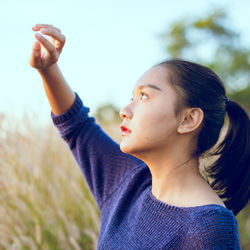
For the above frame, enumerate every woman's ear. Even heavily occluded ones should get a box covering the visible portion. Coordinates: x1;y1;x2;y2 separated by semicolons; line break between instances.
177;108;204;134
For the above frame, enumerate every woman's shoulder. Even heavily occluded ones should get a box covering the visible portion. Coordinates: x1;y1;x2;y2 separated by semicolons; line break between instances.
188;202;239;241
184;204;241;249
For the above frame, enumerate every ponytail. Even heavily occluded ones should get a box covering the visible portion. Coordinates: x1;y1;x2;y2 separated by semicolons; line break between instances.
206;100;250;216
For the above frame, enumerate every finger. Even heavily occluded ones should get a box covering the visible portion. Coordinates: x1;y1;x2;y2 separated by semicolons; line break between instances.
33;24;61;33
30;41;42;67
32;26;40;31
51;25;61;33
32;24;51;32
33;24;53;29
35;33;58;60
40;28;65;48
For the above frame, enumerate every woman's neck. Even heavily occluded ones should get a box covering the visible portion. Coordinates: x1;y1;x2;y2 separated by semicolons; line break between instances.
150;156;201;198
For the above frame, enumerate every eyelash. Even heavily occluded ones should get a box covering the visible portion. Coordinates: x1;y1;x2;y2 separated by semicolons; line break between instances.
130;92;148;102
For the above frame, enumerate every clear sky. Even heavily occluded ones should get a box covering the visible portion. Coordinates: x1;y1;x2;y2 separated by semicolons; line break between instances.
1;0;249;128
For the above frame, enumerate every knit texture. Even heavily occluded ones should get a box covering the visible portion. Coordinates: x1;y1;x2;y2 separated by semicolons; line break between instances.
51;92;241;249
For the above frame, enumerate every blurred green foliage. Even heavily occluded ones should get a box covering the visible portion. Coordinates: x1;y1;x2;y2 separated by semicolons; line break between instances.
95;103;121;125
159;8;250;113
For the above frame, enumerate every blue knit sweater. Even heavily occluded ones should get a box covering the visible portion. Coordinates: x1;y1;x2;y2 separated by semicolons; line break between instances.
51;92;241;249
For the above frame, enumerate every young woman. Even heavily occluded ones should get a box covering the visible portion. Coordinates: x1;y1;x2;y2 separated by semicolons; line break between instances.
30;24;249;249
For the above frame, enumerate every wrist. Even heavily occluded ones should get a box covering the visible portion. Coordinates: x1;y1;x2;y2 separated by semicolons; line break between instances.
37;63;58;75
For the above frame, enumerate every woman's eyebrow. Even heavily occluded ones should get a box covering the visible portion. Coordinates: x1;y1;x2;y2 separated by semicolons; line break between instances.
132;84;162;94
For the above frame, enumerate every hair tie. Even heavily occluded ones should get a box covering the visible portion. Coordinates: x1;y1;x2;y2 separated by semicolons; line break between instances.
225;97;230;106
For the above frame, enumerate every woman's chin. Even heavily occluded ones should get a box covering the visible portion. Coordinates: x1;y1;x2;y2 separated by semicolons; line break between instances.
120;141;142;157
119;142;132;154
119;140;137;154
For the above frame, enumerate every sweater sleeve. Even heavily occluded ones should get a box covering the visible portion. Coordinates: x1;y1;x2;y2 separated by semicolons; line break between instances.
184;207;241;250
50;92;144;209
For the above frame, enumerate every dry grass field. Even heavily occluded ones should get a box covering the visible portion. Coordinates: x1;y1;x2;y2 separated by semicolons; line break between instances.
0;113;100;249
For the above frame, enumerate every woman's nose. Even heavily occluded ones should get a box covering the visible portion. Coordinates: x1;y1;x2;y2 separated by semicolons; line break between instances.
119;106;133;119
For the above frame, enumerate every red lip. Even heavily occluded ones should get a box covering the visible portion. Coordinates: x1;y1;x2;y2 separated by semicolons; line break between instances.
120;124;132;133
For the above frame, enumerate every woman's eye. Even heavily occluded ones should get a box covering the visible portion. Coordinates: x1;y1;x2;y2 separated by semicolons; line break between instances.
130;92;148;102
140;92;148;100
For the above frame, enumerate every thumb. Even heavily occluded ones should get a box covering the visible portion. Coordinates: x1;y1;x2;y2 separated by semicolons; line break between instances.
33;41;41;56
30;41;42;67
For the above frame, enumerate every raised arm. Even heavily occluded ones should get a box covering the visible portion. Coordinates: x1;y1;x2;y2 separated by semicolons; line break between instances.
29;24;144;209
29;24;76;115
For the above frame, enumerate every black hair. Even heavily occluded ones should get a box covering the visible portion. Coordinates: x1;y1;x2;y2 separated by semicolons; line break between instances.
156;58;250;216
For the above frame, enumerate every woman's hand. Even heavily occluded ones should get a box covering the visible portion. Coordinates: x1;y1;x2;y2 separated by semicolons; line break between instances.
30;24;66;70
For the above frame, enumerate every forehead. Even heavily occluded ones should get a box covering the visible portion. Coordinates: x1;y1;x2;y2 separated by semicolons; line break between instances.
133;66;170;92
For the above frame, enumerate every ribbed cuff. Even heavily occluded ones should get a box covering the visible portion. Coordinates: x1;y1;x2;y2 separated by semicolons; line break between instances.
50;92;83;125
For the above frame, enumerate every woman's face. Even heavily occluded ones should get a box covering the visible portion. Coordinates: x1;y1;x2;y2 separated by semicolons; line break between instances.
119;66;180;156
